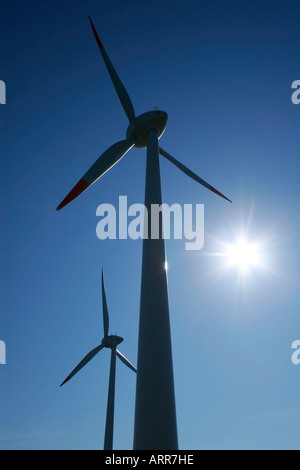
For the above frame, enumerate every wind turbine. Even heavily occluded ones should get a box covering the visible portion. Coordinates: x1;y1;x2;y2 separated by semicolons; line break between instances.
60;269;137;450
57;17;231;449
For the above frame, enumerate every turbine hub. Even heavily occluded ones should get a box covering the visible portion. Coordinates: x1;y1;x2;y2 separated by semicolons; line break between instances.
126;110;168;148
101;335;123;348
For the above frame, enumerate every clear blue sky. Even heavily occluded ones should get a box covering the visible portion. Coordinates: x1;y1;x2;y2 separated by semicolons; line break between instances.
1;0;300;450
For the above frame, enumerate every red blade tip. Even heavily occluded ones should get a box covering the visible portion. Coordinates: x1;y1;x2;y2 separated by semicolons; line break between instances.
210;187;232;203
56;178;89;211
60;376;71;387
88;16;104;49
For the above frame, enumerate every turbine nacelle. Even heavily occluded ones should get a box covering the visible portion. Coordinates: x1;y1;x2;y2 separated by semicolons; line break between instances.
58;17;232;450
102;335;123;348
56;18;232;212
126;110;168;148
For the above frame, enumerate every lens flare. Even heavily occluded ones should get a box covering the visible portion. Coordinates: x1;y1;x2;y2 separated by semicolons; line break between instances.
225;239;261;272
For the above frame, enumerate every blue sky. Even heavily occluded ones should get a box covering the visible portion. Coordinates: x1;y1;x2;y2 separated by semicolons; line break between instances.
1;0;300;450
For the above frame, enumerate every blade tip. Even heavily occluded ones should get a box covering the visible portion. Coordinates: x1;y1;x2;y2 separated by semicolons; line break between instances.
210;186;232;203
56;178;89;212
89;16;104;49
60;376;71;387
56;200;68;211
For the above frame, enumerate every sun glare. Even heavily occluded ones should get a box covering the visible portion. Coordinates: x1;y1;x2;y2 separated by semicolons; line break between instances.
204;207;278;284
225;239;261;272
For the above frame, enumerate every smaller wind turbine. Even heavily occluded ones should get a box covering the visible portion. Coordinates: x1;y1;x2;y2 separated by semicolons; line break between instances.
60;269;137;450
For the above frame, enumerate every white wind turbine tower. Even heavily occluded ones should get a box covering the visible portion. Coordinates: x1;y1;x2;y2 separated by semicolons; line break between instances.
57;17;231;449
60;269;137;450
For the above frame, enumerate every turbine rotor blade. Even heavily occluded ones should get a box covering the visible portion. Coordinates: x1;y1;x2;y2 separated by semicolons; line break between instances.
116;349;137;373
89;16;135;122
56;138;135;210
102;269;109;337
60;345;104;386
159;147;232;203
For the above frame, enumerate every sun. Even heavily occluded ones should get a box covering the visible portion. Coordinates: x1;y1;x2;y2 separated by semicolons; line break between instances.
225;238;261;272
204;207;277;282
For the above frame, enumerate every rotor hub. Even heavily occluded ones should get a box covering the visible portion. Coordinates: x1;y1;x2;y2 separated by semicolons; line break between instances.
102;335;123;348
126;110;168;148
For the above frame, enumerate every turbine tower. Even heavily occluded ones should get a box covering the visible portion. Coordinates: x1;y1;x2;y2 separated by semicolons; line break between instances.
57;17;231;449
60;269;137;450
